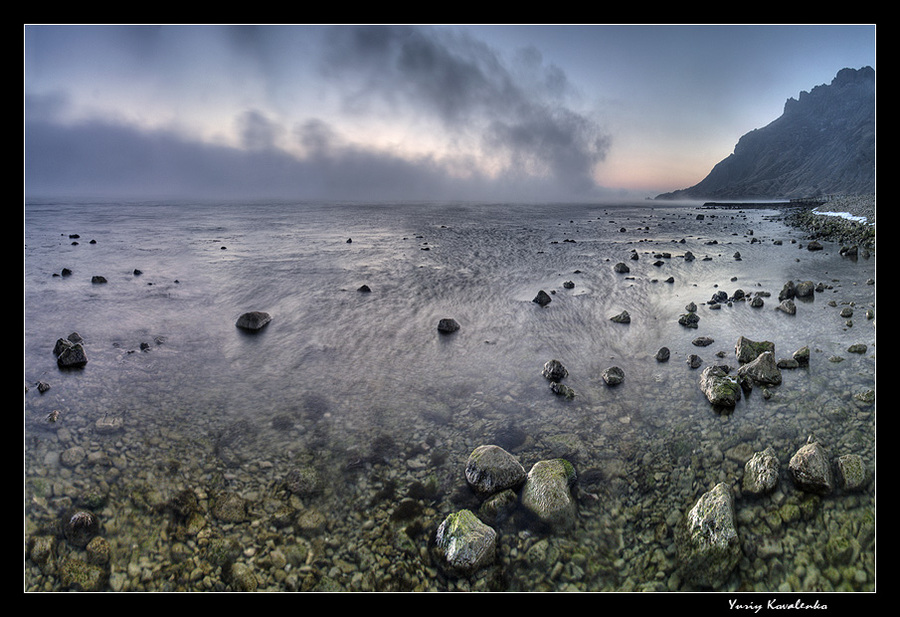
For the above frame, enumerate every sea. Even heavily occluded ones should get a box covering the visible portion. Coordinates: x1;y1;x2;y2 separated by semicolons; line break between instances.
24;198;876;592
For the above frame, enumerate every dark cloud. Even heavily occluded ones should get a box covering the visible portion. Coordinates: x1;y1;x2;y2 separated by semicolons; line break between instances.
24;25;614;201
320;25;611;193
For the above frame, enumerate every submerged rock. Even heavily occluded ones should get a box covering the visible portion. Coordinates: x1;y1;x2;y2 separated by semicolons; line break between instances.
742;447;780;495
520;458;578;531
465;445;526;498
789;441;834;495
675;482;741;588
434;509;497;575
699;365;741;407
835;454;870;491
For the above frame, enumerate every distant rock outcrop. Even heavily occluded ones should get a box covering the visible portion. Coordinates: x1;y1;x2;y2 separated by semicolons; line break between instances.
657;67;875;201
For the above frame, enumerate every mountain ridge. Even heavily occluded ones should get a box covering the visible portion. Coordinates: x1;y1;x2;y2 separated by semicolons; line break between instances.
656;66;875;201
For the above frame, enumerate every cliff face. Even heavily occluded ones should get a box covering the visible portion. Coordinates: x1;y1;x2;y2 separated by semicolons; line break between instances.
657;66;875;201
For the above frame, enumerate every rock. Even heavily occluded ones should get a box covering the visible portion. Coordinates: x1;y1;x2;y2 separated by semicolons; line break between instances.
835;454;869;491
229;562;259;591
549;381;576;399
655;347;670;362
776;299;796;315
807;240;824;251
212;491;249;522
789;441;834;495
692;336;714;347
778;281;795;301
792;346;810;366
735;336;775;364
54;336;88;368
601;366;625;386
541;359;568;382
613;262;630;273
675;482;741;588
610;310;630;324
465;445;527;498
736;351;782;386
699;365;741;407
357;284;371;292
86;536;111;566
520;459;578;531
60;446;87;467
91;275;107;284
687;354;703;369
741;447;779;495
795;280;815;297
437;318;460;334
59;557;108;591
235;311;272;331
679;312;700;328
434;509;497;575
562;280;575;289
284;465;322;497
533;290;552;307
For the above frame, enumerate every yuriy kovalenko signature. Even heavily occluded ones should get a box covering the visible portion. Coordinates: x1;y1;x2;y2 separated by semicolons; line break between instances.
729;598;828;612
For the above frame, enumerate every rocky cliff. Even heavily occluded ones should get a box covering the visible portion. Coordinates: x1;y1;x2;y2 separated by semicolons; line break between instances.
657;66;875;201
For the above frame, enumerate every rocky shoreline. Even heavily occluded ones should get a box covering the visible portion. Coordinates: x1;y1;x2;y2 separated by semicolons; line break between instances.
780;194;875;251
24;201;876;593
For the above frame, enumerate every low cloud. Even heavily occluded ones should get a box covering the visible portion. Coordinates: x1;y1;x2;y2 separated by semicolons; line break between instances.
25;25;614;202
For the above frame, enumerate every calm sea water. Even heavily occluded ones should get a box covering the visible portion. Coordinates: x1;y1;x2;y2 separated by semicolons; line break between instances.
24;199;876;592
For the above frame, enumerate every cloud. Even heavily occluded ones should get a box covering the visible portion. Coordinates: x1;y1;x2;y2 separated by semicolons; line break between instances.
318;25;611;193
24;25;614;202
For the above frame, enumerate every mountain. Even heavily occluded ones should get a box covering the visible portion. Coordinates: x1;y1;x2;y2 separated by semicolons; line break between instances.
656;66;875;201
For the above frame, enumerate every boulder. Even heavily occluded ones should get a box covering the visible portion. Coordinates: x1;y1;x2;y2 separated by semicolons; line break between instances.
741;447;779;495
655;347;670;362
434;509;497;575
736;351;782;386
437;318;460;334
675;482;741;588
56;342;88;368
610;310;631;324
776;299;796;315
679;312;700;329
795;280;815;297
699;365;741;407
541;359;568;382
789;441;834;495
235;311;272;331
734;336;774;364
520;459;578;531
835;454;869;491
533;290;552;307
601;366;625;386
464;445;526;498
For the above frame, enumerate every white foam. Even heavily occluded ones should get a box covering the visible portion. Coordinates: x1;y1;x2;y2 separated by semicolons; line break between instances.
812;207;871;225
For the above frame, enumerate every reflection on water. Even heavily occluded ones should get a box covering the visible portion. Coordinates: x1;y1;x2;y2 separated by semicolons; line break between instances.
24;199;875;592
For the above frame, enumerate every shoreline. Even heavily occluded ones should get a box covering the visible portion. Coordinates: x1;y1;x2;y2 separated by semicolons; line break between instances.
706;194;875;252
782;194;875;252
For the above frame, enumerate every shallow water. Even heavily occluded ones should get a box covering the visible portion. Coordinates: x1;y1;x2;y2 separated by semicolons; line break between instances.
24;199;876;592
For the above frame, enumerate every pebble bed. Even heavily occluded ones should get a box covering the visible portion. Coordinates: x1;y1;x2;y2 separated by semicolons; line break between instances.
24;202;876;593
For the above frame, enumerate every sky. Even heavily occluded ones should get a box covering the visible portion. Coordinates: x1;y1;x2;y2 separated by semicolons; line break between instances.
23;24;877;203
